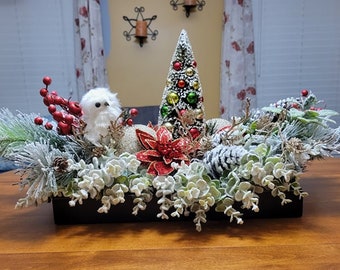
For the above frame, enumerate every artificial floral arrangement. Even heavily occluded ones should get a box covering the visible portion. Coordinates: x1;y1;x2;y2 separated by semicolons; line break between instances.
1;30;340;231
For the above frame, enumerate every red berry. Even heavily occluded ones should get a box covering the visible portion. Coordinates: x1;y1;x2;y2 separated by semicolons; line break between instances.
129;108;139;117
52;111;64;122
301;89;309;97
68;101;82;116
43;76;52;86
62;98;69;106
189;128;200;139
53;96;64;105
58;121;71;135
48;104;57;114
43;96;50;106
64;114;74;125
40;88;48;97
34;116;44;125
43;94;55;106
291;103;299;109
44;122;53;130
50;91;58;96
126;118;133;126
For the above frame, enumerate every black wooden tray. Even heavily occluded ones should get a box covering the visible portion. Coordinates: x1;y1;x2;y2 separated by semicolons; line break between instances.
52;191;303;224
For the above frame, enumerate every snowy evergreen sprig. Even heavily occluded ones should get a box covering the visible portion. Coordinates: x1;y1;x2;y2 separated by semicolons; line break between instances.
263;91;339;125
11;139;74;208
0;108;71;157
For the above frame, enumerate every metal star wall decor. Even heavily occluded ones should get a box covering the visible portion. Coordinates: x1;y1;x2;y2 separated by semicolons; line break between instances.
123;7;158;47
170;0;206;17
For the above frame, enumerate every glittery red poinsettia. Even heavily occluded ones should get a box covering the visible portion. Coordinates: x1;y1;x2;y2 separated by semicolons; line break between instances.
135;126;194;176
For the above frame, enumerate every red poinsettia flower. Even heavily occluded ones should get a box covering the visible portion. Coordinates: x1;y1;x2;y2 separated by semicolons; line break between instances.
135;126;193;176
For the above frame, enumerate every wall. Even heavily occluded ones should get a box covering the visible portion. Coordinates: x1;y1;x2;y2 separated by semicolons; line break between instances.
107;0;224;120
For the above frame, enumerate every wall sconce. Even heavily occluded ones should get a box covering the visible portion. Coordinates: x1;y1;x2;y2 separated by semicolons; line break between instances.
170;0;206;18
123;7;158;47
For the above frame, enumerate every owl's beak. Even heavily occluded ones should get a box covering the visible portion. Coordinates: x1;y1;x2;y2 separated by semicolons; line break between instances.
104;102;109;106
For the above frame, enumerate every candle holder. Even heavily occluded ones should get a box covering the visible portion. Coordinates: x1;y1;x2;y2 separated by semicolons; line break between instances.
123;7;158;47
170;0;206;17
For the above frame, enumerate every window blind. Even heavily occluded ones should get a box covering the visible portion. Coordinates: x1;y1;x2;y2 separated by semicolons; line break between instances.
253;0;340;125
0;0;76;115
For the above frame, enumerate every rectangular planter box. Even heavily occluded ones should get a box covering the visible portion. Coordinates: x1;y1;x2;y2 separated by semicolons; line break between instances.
52;192;303;225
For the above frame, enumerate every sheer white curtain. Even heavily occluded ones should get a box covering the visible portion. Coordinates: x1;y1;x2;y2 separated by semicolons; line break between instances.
252;0;340;125
0;0;76;115
220;0;257;119
74;0;108;95
0;0;108;111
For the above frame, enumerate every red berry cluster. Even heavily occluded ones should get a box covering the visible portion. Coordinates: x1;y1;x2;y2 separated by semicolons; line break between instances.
34;76;83;135
300;88;323;111
288;89;310;110
121;108;139;126
301;89;321;111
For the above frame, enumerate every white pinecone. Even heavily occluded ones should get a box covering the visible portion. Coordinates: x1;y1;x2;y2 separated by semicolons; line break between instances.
203;145;248;178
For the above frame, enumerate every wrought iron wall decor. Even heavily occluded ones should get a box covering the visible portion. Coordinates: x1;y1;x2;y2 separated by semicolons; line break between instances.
170;0;206;17
123;7;158;47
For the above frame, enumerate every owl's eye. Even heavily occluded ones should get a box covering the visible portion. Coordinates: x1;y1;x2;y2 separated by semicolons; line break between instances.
95;102;101;108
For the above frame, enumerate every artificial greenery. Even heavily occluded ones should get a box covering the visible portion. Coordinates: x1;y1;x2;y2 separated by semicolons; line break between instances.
1;91;339;231
2;29;339;231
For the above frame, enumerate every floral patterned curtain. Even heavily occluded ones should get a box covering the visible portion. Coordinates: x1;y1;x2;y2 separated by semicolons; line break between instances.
74;0;108;95
220;0;256;119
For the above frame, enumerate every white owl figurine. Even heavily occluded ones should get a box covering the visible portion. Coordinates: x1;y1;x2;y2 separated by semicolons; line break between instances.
80;87;122;145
